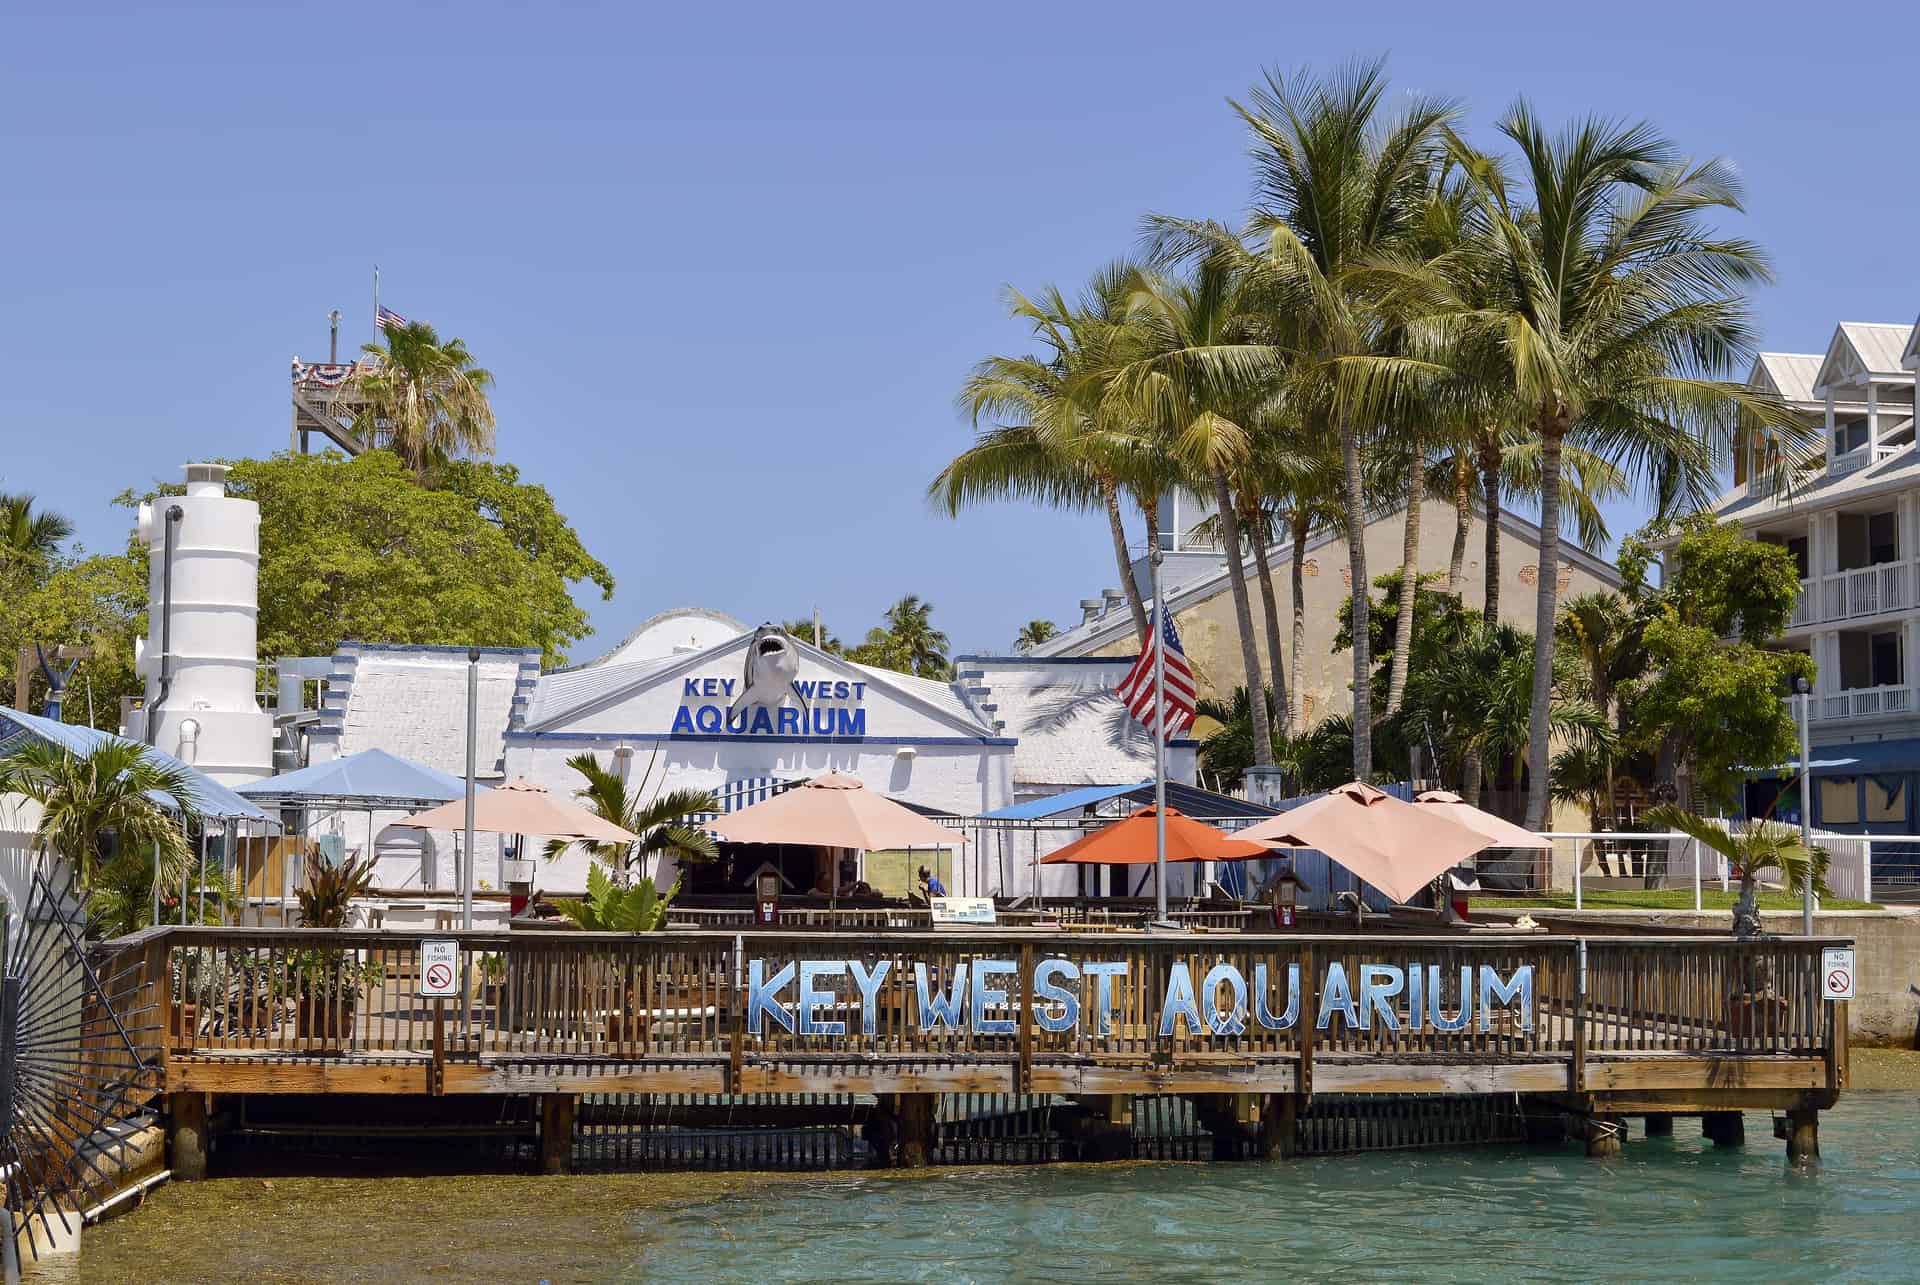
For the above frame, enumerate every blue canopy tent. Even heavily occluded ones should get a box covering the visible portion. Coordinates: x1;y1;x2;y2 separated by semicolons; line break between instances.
237;748;488;896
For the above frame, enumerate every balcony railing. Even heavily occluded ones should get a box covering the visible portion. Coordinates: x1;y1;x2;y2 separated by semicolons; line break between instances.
1815;683;1913;722
1789;561;1909;629
1828;443;1904;478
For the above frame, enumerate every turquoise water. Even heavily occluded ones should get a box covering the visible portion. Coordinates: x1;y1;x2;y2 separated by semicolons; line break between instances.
629;1094;1920;1284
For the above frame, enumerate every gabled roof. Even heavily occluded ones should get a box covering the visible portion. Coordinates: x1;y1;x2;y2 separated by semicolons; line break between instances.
0;707;275;822
1750;352;1822;406
1903;315;1920;371
235;747;483;808
522;629;997;739
1814;322;1914;395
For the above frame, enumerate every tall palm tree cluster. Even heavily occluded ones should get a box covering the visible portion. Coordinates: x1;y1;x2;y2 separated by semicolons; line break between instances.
933;57;1802;824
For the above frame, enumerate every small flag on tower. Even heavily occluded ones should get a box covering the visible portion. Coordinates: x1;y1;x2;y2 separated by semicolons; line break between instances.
1114;606;1197;739
376;306;408;331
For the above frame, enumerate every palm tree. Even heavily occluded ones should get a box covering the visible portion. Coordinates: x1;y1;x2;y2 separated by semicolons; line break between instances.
1015;619;1058;651
1113;255;1284;772
542;753;719;884
935;270;1163;646
0;492;73;567
0;738;200;929
1178;57;1459;780
781;619;843;654
354;319;497;476
1644;806;1826;940
879;595;951;679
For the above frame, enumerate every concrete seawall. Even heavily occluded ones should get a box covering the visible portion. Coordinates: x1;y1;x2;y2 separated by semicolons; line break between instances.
1474;907;1920;1045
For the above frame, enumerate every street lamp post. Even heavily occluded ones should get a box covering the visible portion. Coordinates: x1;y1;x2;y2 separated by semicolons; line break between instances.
1797;675;1813;937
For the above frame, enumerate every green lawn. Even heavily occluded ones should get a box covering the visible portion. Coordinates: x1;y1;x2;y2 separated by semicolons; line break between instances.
1479;889;1879;912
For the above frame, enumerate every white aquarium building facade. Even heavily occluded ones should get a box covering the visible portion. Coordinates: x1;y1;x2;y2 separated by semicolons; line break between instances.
292;610;1197;899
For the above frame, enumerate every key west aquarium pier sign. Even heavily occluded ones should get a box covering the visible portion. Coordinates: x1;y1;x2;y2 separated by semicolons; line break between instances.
746;956;1535;1038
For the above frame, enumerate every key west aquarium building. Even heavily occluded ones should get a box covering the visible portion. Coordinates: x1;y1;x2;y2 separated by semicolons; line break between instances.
295;608;1199;900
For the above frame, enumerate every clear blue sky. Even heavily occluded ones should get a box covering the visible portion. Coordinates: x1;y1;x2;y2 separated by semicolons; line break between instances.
6;3;1916;661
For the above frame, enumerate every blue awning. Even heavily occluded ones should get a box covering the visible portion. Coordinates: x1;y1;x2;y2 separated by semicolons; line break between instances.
1758;738;1920;777
978;783;1146;820
0;707;276;823
236;747;485;807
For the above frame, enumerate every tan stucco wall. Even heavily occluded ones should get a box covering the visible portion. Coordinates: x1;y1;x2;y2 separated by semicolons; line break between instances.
1088;506;1620;725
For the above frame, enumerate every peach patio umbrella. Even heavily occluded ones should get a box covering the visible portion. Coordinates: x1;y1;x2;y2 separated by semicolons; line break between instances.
704;773;969;850
1235;780;1491;903
1038;806;1272;865
1412;790;1553;851
389;778;640;844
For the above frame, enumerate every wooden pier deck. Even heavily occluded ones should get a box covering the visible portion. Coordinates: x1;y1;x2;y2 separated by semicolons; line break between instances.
105;926;1850;1170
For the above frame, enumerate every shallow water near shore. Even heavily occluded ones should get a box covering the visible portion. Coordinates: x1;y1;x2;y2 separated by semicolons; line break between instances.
70;1091;1920;1283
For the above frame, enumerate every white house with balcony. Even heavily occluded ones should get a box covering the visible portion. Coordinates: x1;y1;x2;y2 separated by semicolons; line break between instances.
1716;317;1920;841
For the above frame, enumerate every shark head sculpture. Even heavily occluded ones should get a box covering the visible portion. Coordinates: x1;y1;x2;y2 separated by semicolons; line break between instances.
731;625;808;717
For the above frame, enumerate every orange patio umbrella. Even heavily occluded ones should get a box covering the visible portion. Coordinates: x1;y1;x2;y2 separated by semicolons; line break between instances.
390;778;640;844
1236;780;1490;903
705;773;969;850
1413;790;1552;850
1039;806;1272;866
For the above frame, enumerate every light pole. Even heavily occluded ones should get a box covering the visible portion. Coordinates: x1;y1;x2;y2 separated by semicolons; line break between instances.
1796;675;1813;936
463;646;479;932
1149;543;1170;929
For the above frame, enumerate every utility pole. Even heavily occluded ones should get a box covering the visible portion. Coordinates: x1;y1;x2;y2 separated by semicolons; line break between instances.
1797;676;1813;936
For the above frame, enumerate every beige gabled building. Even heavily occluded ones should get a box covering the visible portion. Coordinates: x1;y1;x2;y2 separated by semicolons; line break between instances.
1027;501;1624;726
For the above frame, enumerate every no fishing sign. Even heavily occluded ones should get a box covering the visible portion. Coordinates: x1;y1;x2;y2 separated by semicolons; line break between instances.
1822;948;1855;1002
421;939;459;998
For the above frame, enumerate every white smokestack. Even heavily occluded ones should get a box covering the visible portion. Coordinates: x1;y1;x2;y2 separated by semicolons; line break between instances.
136;463;272;784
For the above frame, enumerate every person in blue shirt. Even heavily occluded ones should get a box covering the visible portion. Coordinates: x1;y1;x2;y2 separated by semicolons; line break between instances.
917;865;948;899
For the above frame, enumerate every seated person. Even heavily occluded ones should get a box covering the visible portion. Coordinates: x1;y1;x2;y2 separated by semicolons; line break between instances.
808;871;835;897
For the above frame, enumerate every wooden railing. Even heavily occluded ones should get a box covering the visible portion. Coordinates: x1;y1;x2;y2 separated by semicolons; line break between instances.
662;904;1256;932
144;928;1844;1084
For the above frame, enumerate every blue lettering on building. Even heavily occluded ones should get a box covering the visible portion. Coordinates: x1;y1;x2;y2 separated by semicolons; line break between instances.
672;674;868;738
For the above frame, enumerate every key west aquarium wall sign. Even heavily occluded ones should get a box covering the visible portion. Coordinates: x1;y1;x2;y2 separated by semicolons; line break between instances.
671;626;868;737
746;956;1536;1038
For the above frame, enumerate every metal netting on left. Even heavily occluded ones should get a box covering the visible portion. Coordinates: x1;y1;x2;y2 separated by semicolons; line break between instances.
1;862;162;1281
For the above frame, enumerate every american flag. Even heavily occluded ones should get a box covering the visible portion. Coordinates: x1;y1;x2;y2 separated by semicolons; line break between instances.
376;306;408;331
1114;606;1197;739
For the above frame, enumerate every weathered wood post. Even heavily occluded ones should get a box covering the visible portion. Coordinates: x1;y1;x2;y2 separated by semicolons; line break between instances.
1643;1113;1674;1137
167;1091;208;1181
539;1093;576;1174
894;1093;936;1168
1702;1111;1745;1147
1584;1114;1623;1158
1785;1108;1819;1163
1260;1093;1300;1160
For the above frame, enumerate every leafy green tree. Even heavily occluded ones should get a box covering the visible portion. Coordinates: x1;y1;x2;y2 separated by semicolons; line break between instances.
1617;514;1811;813
1015;619;1058;651
352;320;497;476
0;738;200;936
121;450;614;667
0;541;146;723
542;752;719;881
781;619;844;654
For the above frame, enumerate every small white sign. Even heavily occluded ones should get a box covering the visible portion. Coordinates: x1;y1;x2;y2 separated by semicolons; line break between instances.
930;896;996;926
1821;947;1855;1002
421;939;460;998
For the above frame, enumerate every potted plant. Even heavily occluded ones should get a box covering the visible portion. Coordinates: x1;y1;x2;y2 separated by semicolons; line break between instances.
552;864;680;1043
288;855;382;1046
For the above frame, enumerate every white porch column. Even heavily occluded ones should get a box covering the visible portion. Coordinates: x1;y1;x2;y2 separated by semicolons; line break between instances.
1905;617;1920;698
1825;392;1836;462
1812;630;1839;698
1868;382;1881;453
1816;510;1841;574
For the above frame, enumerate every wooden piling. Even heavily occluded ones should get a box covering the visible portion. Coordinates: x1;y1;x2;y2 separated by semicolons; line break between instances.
1785;1108;1819;1163
539;1094;576;1174
1261;1093;1300;1160
1584;1115;1623;1158
167;1091;208;1181
1702;1111;1745;1148
894;1093;935;1168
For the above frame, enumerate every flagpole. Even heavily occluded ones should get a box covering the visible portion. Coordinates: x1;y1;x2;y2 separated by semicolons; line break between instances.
373;265;380;343
1150;542;1169;927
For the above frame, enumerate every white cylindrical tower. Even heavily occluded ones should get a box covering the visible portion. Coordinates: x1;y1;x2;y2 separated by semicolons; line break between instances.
135;463;273;784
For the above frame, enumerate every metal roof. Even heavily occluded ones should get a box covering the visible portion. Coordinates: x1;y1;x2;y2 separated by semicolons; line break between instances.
236;747;485;808
1754;352;1822;405
0;707;276;823
1840;323;1913;377
977;779;1282;822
